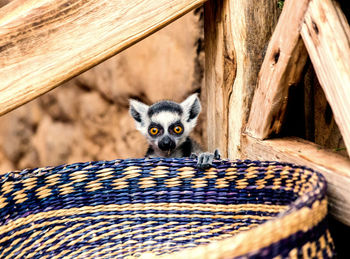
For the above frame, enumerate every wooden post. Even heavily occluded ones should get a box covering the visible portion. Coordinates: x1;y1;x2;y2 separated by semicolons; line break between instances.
204;0;235;157
301;0;350;157
204;0;279;158
246;0;310;139
0;0;207;116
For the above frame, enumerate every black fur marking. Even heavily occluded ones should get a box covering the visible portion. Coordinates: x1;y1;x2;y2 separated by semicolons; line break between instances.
179;137;193;157
148;123;164;138
168;121;184;136
188;98;200;122
130;107;142;123
148;101;183;117
145;146;154;157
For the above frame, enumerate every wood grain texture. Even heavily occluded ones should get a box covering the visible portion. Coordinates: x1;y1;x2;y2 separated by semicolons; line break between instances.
204;0;235;157
227;0;279;158
243;135;350;226
301;0;350;157
245;0;310;139
204;0;279;158
311;74;348;156
0;0;206;116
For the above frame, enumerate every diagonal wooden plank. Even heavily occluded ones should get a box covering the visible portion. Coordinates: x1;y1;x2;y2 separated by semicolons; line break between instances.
245;0;310;139
301;0;350;157
0;0;206;116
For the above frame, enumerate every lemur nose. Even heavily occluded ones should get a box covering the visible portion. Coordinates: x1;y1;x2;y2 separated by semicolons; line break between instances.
158;136;176;151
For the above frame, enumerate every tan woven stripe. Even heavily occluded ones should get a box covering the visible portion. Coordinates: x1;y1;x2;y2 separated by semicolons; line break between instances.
132;224;252;258
36;184;53;199
111;221;189;241
2;212;270;237
52;248;71;259
76;243;116;259
13;189;27;203
21;177;37;192
6;225;64;258
134;222;209;241
25;223;87;257
150;170;169;178
67;222;235;258
47;220;138;254
0;236;22;258
0;218;132;244
46;222;108;252
82;222;198;259
61;220;214;258
153;199;328;259
103;223;228;258
0;203;285;235
163;225;234;242
80;222;183;258
301;242;312;259
91;221;155;244
0;230;42;258
5;220;153;259
85;222;258;259
1;181;14;195
0;196;7;209
52;222;139;259
85;179;103;192
49;225;127;256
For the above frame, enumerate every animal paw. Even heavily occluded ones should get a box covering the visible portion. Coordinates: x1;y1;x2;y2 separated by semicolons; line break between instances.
195;149;220;169
213;149;221;160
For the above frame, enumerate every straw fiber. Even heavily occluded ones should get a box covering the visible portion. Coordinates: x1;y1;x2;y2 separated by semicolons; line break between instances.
0;158;335;258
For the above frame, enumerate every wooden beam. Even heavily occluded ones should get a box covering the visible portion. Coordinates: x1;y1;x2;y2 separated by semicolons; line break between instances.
0;0;206;116
204;0;279;158
204;0;235;157
243;135;350;226
245;0;310;139
301;0;350;157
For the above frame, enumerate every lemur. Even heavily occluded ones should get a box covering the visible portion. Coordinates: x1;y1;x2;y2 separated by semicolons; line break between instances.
129;93;220;169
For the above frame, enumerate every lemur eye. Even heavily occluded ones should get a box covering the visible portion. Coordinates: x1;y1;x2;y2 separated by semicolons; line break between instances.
173;126;183;134
149;127;159;135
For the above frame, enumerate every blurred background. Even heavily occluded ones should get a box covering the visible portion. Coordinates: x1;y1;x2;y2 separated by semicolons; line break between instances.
0;0;206;172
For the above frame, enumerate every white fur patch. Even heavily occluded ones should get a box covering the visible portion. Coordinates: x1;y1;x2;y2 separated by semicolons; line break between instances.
151;112;181;128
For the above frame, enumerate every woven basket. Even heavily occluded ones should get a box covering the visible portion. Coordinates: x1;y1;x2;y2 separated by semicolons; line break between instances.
0;158;335;258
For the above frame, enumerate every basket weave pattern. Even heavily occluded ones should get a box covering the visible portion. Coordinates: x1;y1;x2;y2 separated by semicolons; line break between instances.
0;158;334;258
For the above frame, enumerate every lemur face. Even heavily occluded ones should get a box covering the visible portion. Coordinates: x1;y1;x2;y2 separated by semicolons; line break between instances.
129;94;201;156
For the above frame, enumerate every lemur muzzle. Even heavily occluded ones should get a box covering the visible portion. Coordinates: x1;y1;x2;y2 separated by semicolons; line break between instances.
158;136;176;151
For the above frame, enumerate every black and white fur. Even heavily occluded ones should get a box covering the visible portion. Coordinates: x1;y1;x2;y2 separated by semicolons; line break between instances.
129;94;220;169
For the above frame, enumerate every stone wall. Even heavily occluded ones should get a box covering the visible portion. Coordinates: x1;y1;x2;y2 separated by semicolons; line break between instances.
0;8;205;173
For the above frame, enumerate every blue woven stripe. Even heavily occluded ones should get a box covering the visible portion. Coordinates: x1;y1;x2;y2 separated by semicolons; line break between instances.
0;206;278;240
0;214;267;258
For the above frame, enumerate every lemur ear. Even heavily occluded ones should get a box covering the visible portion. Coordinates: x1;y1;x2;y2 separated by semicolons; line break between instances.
129;99;149;126
181;93;201;122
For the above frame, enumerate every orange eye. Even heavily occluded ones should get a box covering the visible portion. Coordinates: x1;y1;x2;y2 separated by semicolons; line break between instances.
174;126;183;134
149;127;159;135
